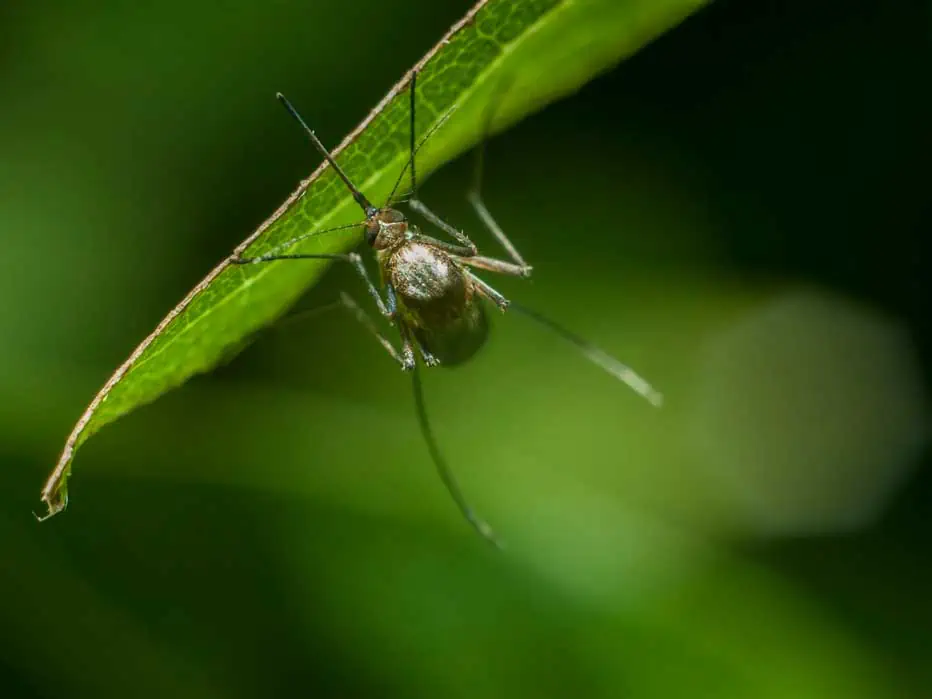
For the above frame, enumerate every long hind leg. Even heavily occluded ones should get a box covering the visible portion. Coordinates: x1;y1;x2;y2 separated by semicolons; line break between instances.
410;364;501;547
464;87;662;407
467;83;531;271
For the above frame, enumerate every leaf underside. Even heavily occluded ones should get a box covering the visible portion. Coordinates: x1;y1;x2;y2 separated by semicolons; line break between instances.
40;0;709;518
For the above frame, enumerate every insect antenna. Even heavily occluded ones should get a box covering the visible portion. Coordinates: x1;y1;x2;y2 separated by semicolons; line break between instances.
509;302;664;407
276;93;377;217
411;365;503;548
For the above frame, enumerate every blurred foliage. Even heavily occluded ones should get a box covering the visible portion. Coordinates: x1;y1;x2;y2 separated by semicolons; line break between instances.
2;1;930;698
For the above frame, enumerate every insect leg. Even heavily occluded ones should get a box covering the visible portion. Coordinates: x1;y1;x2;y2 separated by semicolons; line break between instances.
467;161;530;271
411;364;502;547
408;70;420;199
407;331;440;368
467;83;531;272
509;301;663;407
458;254;530;278
338;292;415;370
272;294;413;370
406;229;476;258
232;221;362;261
231;250;393;319
466;271;510;311
272;291;414;371
468;274;662;405
400;68;474;257
386;77;458;204
396;69;478;257
467;190;531;272
407;199;477;256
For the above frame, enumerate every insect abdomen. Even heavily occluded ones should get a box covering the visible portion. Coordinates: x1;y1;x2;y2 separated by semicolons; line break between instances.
387;242;489;367
412;301;488;367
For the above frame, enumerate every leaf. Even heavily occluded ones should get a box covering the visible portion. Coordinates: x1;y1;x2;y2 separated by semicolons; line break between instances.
40;0;709;518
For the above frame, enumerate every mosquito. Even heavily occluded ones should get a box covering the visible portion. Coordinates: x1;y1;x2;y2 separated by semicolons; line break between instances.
230;70;662;547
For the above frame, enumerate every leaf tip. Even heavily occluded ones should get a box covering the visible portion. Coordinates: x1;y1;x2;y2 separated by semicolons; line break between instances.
37;463;71;522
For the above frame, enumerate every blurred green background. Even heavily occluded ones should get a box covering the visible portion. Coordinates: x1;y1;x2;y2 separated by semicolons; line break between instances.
2;0;930;697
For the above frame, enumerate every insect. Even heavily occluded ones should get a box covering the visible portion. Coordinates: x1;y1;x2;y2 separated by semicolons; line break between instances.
231;70;662;546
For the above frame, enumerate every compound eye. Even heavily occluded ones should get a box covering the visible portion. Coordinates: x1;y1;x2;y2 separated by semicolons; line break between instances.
364;220;379;246
381;208;405;224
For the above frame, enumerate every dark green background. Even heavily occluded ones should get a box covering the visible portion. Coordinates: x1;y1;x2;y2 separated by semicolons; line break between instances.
2;1;929;697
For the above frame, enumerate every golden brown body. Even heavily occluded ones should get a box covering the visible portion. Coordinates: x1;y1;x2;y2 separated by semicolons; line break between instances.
379;240;488;366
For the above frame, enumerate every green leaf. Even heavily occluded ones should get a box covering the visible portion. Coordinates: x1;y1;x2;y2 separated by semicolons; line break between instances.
40;0;709;518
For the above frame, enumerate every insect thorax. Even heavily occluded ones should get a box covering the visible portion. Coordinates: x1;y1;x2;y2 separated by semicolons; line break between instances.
366;207;408;249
